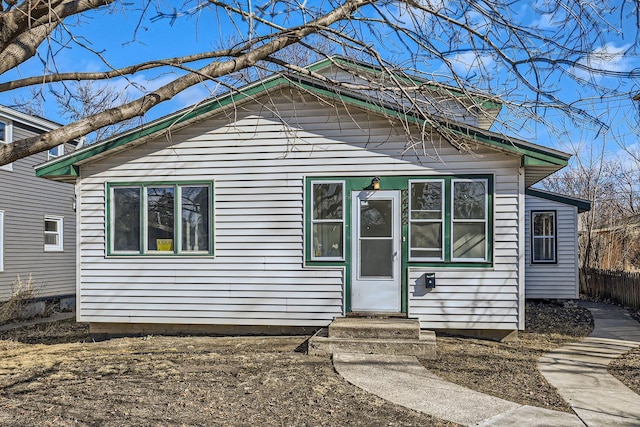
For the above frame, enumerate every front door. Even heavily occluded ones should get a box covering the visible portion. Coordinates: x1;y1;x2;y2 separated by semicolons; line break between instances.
351;190;401;312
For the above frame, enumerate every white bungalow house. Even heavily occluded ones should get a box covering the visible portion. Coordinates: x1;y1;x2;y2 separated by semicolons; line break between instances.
35;57;589;338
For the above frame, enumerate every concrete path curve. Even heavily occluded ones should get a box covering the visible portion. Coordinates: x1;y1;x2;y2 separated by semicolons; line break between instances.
538;301;640;426
333;301;640;426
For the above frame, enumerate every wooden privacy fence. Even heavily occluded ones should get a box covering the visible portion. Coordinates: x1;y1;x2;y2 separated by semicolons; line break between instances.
580;268;640;310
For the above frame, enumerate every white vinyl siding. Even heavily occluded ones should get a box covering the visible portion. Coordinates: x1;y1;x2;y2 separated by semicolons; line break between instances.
76;89;523;331
525;195;578;299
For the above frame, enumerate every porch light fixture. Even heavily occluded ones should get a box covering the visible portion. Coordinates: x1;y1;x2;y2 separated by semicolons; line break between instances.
372;176;381;190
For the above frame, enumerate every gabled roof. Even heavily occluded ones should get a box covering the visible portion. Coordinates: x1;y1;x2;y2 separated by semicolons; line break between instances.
526;188;591;213
36;57;570;184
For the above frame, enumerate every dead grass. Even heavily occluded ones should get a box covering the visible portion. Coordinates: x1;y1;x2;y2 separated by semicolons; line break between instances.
423;300;594;413
0;275;38;324
2;300;639;426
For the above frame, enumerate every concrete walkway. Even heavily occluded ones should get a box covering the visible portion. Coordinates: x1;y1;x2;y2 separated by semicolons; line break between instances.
333;302;640;426
538;301;640;426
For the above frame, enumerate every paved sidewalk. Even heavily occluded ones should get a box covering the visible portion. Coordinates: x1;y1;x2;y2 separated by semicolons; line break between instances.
333;301;640;426
538;302;640;426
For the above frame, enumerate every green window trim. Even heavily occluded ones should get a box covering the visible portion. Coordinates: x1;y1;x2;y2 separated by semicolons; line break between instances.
309;180;346;262
106;181;214;257
304;175;494;268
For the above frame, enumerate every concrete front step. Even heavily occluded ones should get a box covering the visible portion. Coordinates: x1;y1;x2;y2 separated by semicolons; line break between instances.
328;317;421;340
308;329;436;358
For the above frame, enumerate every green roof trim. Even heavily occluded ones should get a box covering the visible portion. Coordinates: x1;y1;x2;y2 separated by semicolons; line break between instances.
36;61;568;180
526;188;591;213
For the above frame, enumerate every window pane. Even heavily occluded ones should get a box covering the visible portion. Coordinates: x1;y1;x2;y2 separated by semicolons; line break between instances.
113;188;141;251
45;234;58;245
411;181;442;219
534;238;555;261
312;223;343;258
0;123;5;142
360;199;392;238
147;187;175;251
453;223;486;259
44;220;58;232
453;181;486;219
410;223;442;254
312;183;343;220
533;213;554;236
181;186;209;252
360;239;393;277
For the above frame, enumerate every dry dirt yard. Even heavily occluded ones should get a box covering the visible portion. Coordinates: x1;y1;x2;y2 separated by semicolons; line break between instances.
0;300;638;426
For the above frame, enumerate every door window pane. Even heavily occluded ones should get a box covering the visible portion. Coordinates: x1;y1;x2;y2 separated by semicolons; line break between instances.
360;240;393;277
113;187;141;252
181;186;210;252
360;199;392;238
147;187;175;251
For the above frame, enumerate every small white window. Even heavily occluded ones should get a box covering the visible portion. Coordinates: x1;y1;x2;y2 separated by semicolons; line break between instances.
44;216;64;252
48;144;65;160
0;120;13;172
0;211;4;271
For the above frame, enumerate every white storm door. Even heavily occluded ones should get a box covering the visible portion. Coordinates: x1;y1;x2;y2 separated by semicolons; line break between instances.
351;190;401;312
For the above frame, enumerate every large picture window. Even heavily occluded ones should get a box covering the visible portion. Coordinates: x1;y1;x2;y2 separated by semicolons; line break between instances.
310;181;345;261
532;211;556;263
109;182;213;255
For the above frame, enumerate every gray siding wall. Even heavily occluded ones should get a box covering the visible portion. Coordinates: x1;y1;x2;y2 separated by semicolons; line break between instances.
77;89;523;330
0;123;77;301
524;195;579;299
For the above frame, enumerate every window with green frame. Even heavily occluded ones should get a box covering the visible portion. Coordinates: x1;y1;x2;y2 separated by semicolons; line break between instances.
108;182;213;255
408;177;491;264
306;175;492;265
309;180;345;261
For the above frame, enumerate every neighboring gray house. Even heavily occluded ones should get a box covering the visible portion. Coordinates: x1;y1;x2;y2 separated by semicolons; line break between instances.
0;106;76;304
36;57;586;338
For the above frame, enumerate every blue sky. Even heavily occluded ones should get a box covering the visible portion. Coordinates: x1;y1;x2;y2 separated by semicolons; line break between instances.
1;0;639;163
